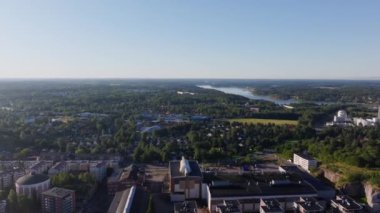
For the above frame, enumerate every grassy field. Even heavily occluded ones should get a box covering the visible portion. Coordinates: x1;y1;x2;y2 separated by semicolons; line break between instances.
229;118;298;125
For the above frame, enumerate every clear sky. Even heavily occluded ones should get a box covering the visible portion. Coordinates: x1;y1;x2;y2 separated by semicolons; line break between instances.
1;1;379;79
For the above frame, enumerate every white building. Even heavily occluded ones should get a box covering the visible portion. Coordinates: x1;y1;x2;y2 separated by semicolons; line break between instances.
326;110;352;127
353;117;378;127
15;173;50;198
293;153;317;172
353;106;380;127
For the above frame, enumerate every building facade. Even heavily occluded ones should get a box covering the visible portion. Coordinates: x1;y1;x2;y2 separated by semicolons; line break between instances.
48;162;68;176
15;173;50;198
41;187;76;213
293;153;317;172
0;200;6;213
89;162;107;182
169;157;203;201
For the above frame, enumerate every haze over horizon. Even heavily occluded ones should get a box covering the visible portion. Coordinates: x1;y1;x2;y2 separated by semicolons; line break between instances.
1;1;380;79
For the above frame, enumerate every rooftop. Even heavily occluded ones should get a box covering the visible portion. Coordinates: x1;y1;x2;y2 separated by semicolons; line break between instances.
204;173;317;198
169;159;202;178
16;173;49;185
107;189;131;213
119;164;141;181
279;165;334;192
42;187;74;198
216;200;241;213
261;199;283;213
30;161;46;169
174;201;198;213
296;197;324;211
51;161;66;170
332;195;363;211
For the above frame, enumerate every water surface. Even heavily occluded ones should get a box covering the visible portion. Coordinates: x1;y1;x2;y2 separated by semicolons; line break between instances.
198;85;297;105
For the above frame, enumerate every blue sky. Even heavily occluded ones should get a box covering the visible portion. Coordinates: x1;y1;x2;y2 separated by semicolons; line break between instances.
0;1;379;79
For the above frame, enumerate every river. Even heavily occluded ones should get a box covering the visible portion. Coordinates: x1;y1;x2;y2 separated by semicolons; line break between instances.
197;85;298;105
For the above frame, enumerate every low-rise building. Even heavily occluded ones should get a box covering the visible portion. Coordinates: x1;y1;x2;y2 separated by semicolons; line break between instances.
293;153;317;172
41;187;76;213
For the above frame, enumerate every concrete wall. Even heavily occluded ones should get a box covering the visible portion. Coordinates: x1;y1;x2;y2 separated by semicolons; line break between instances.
364;183;380;213
322;168;342;183
323;168;380;212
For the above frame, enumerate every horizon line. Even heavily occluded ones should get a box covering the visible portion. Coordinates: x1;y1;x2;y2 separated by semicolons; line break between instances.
0;77;380;81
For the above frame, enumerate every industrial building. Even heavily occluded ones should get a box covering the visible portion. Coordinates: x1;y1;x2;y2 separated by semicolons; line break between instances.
169;157;203;201
166;157;337;213
204;172;321;213
107;186;147;213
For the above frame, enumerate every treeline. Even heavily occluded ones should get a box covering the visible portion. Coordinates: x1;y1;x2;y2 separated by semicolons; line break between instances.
278;126;380;168
254;85;380;103
132;122;315;164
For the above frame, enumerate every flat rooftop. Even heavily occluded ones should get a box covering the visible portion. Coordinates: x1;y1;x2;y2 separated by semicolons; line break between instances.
261;199;282;212
279;165;334;192
107;186;148;213
297;201;324;211
107;189;131;213
42;187;74;198
204;173;317;198
332;196;363;211
217;200;241;213
174;201;197;213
